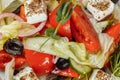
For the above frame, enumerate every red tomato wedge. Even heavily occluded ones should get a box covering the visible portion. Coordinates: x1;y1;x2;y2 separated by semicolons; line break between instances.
25;49;55;75
70;5;100;52
15;56;26;68
49;5;72;40
105;23;120;45
0;50;12;70
0;50;26;70
104;23;120;67
53;67;79;78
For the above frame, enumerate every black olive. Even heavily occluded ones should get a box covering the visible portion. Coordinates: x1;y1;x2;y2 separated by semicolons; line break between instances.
14;69;20;75
111;0;119;3
55;58;70;70
13;6;21;14
3;38;24;55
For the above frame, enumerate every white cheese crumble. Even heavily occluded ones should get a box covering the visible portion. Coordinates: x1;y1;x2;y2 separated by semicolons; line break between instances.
24;0;47;24
87;0;114;21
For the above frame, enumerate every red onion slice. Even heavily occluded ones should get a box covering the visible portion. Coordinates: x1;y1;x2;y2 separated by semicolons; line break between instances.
0;13;24;22
18;21;46;37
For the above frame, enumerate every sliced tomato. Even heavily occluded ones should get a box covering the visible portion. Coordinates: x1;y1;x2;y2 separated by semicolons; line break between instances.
104;23;120;67
25;49;55;75
105;23;120;45
0;50;12;70
0;50;26;70
70;5;100;52
33;22;41;27
53;67;79;78
45;20;53;28
15;56;26;68
19;37;25;41
49;5;72;40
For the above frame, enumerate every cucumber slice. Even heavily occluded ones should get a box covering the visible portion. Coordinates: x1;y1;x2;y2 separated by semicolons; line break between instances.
70;59;92;75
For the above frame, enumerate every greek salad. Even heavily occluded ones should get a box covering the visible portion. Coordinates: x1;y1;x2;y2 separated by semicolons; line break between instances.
0;0;120;80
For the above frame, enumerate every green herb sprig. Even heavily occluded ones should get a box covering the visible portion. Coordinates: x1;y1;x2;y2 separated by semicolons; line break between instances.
45;28;60;40
41;1;73;51
46;1;73;39
110;44;120;77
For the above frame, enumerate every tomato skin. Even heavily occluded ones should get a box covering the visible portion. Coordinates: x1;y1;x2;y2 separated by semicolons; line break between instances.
53;67;79;78
0;50;26;70
33;22;40;27
49;6;72;40
19;37;24;41
0;50;12;70
70;5;100;52
25;49;55;75
15;56;26;68
39;21;50;35
105;23;120;45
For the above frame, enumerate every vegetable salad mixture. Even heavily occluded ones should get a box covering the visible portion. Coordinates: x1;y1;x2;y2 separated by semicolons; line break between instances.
0;0;120;80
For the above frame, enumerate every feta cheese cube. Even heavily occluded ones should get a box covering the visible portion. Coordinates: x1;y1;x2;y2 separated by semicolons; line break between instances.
87;0;114;21
24;0;47;24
